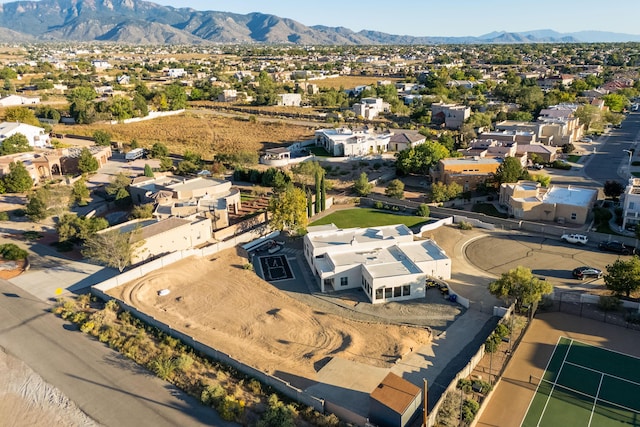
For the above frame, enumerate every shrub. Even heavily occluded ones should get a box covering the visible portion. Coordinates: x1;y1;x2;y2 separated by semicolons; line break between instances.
373;201;384;209
459;221;473;230
495;323;510;338
201;383;226;407
598;295;621;312
416;203;430;218
462;399;480;422
0;211;9;221
0;243;28;260
22;230;42;240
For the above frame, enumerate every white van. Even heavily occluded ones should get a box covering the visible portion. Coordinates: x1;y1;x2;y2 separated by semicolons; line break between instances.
125;148;145;161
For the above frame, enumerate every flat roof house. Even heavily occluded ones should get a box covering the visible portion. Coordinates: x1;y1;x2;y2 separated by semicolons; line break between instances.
500;181;597;225
303;224;451;304
0;121;50;149
621;178;640;230
431;157;503;191
315;127;391;157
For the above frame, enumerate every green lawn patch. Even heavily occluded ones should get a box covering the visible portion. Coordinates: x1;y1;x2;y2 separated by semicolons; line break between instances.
308;146;331;157
310;208;429;229
471;203;508;218
567;155;581;163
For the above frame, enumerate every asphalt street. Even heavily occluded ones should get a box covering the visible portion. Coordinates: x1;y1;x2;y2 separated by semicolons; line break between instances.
0;279;237;427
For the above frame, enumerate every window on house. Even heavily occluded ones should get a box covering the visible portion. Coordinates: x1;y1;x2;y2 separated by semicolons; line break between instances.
340;277;348;287
376;288;383;300
394;287;402;297
385;288;392;299
403;285;410;296
571;213;577;220
630;202;635;210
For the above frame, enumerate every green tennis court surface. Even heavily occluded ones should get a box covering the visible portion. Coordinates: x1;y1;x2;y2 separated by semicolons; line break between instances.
522;337;640;426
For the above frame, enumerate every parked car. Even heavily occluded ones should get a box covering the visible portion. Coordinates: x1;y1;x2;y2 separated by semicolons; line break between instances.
561;233;588;245
572;266;603;280
580;137;593;143
598;241;636;255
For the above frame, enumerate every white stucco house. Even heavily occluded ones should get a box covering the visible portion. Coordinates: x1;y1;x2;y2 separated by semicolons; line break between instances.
303;224;451;304
315;127;391;157
0;122;50;149
0;95;40;107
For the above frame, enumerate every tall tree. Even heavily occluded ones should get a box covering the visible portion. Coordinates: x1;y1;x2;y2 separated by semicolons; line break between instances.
268;183;308;234
3;162;32;193
603;180;624;201
82;229;137;272
395;141;450;175
489;266;553;310
71;177;90;206
314;170;322;214
320;174;326;212
493;157;529;185
4;107;41;127
93;130;112;147
78;147;99;174
604;257;640;298
143;164;154;178
353;172;373;196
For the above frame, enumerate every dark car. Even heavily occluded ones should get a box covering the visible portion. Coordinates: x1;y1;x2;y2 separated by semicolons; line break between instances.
572;266;603;280
598;241;636;255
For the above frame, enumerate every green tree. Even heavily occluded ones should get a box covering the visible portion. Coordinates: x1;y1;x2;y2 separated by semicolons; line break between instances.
176;160;198;176
130;204;154;219
67;86;98;124
164;84;187;110
3;161;32;193
106;172;131;207
604;257;640;298
493;157;529;185
353;172;373;196
0;133;30;155
430;181;463;202
602;93;628;113
257;394;296;427
385;179;405;199
150;142;169;158
4;107;41;127
531;174;551;187
82;229;136;272
604;180;624;201
78;147;99;174
0;66;17;79
395;142;450;175
158;156;174;172
268;183;308;234
25;188;48;221
71;177;90;206
143;164;154;178
56;214;108;243
488;266;553;310
93;130;112;147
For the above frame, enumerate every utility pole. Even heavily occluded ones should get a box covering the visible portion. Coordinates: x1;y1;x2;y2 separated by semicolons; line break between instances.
423;379;428;427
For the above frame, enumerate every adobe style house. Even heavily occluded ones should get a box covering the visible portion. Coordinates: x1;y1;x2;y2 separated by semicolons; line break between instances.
369;373;422;427
129;175;241;230
276;93;302;107
59;146;112;175
621;178;640;230
499;181;598;225
303;224;451;304
102;217;213;265
0;122;50;149
431;157;504;191
389;130;426;152
430;103;470;130
315;127;391;157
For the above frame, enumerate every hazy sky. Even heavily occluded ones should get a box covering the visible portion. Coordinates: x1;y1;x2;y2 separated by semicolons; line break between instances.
2;0;640;37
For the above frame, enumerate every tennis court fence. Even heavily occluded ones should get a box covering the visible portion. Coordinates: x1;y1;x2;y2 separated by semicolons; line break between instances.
540;291;640;331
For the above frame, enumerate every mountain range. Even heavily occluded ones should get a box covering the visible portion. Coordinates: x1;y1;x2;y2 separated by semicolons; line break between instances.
0;0;639;45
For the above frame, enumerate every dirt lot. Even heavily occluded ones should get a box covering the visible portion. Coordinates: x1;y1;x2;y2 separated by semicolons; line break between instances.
108;249;433;383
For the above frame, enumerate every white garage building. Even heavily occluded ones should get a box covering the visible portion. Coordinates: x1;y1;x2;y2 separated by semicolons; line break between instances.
303;224;451;304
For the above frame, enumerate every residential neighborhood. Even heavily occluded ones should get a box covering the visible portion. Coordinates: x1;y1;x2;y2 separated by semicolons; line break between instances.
2;11;640;427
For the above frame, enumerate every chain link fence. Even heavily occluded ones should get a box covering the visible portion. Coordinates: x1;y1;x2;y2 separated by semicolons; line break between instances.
539;291;640;331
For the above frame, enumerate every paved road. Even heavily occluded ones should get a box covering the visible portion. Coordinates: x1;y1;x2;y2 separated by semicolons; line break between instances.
0;279;236;427
583;111;640;184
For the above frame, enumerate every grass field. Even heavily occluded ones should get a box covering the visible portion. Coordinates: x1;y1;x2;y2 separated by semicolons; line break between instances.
310;208;429;229
567;155;582;163
522;337;640;427
54;112;315;159
471;202;508;218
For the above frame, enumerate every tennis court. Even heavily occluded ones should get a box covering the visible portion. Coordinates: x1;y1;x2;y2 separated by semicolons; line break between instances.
522;337;640;426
